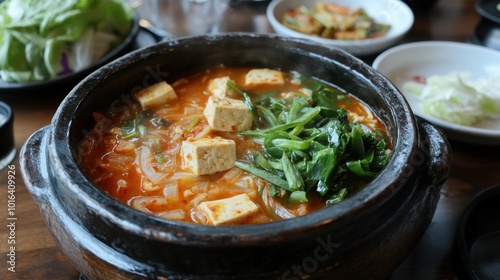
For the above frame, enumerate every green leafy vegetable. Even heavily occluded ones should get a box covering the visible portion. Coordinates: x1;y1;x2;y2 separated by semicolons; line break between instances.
403;72;500;126
120;119;138;139
120;109;164;139
236;77;391;205
281;152;305;192
235;162;290;190
288;190;308;203
227;80;259;125
0;0;134;82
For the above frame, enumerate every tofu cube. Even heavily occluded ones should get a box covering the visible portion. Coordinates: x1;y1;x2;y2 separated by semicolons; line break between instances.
203;96;252;132
134;81;177;108
181;137;236;175
207;76;235;98
198;193;259;225
244;69;285;87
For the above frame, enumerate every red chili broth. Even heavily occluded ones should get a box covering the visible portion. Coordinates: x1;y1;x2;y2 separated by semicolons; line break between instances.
78;66;388;225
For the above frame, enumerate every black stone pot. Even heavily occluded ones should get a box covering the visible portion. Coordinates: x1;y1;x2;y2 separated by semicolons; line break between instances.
20;33;452;280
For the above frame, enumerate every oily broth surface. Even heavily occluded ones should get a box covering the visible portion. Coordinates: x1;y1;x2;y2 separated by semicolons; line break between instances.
78;66;388;225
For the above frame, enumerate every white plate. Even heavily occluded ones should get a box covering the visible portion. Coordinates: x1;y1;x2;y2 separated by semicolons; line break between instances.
266;0;414;56
372;41;500;146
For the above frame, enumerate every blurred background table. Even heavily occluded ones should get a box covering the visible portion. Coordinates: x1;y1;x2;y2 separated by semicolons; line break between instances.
1;0;499;279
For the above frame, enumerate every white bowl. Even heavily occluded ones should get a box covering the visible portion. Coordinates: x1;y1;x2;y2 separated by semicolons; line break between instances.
266;0;414;56
373;41;500;146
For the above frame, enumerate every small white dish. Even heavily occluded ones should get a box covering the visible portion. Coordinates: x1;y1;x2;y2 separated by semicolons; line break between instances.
266;0;414;56
373;41;500;146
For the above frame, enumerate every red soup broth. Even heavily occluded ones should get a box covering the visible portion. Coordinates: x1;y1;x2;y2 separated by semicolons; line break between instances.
78;66;390;225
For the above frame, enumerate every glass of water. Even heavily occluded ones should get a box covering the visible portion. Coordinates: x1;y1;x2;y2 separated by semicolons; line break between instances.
152;0;227;37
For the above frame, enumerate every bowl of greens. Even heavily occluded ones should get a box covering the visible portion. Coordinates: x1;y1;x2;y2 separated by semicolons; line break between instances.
0;0;138;93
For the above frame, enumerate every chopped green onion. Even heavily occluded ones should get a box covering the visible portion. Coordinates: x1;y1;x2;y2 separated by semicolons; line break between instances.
185;117;199;132
268;185;279;197
253;151;274;171
121;119;138;139
152;138;164;165
233;75;391;207
235;162;290;190
281;153;304;192
259;105;281;127
288;190;308;204
239;107;321;138
227;80;259;125
272;138;311;151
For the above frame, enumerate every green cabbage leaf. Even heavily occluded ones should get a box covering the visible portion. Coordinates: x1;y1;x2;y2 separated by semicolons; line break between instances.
404;72;500;126
0;0;134;83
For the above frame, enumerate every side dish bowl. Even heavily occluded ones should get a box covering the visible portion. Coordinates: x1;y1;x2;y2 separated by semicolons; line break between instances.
266;0;414;56
372;41;500;146
20;33;451;279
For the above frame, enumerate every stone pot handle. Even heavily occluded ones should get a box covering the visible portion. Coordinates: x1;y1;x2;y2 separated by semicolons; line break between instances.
19;126;52;202
415;117;453;188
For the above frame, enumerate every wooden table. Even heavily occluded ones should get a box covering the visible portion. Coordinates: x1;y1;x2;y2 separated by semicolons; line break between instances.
1;0;499;279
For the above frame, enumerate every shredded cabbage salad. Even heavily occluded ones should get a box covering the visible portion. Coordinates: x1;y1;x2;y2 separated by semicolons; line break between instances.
403;72;500;126
0;0;134;83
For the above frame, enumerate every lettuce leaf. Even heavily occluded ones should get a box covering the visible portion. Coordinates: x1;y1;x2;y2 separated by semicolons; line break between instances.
403;72;500;126
0;0;134;83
